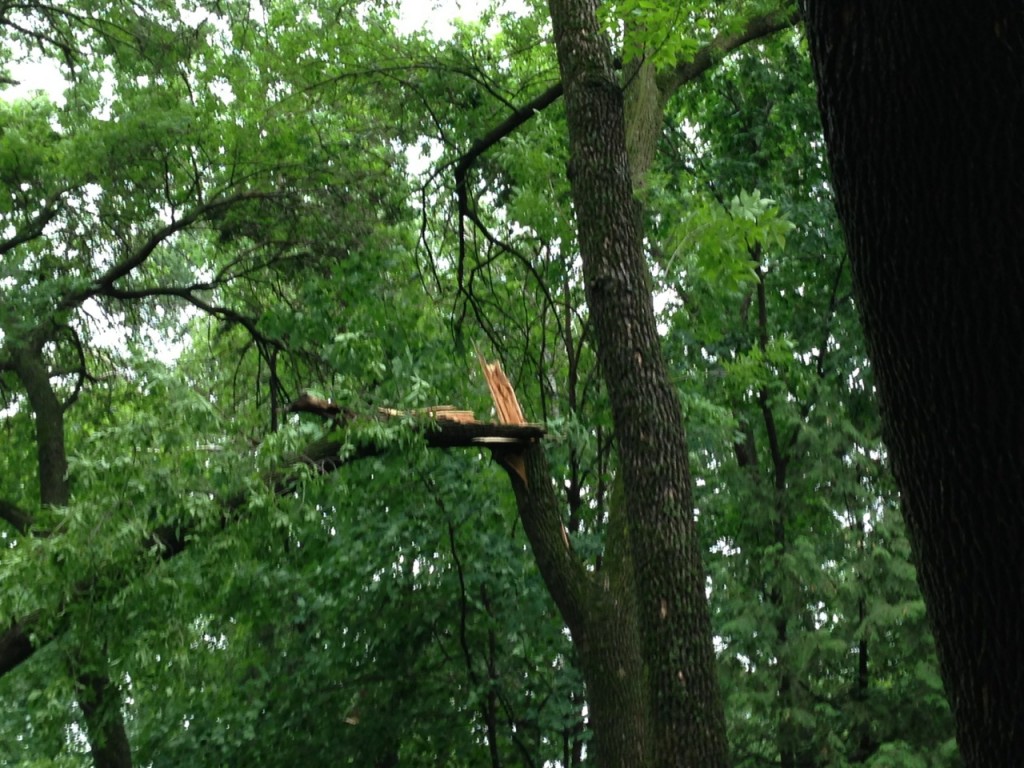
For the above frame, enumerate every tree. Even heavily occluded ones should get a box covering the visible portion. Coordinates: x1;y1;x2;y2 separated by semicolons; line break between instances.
803;3;1024;765
543;0;730;763
0;0;964;765
416;3;833;764
653;37;958;767
0;2;422;765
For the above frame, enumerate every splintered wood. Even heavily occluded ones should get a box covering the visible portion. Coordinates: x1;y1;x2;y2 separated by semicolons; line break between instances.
287;357;540;487
476;352;526;426
388;355;526;429
476;353;529;485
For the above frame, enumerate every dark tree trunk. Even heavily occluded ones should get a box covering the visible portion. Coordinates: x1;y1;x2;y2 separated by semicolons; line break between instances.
75;668;135;768
545;0;730;765
12;343;135;768
803;4;1024;765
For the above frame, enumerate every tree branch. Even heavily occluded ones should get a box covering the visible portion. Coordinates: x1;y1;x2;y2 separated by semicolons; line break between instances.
657;7;802;99
60;191;275;311
449;4;800;201
453;83;565;189
0;498;33;536
501;444;594;637
0;195;64;257
449;6;799;337
0;416;545;679
104;283;280;351
754;247;788;490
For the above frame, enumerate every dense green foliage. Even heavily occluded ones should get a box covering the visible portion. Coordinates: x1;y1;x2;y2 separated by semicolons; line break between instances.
0;1;958;765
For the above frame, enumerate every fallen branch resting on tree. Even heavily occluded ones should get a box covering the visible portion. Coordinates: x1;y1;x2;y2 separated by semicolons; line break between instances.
0;359;543;679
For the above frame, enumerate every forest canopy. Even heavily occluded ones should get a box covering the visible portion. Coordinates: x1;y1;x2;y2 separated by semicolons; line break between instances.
0;1;976;766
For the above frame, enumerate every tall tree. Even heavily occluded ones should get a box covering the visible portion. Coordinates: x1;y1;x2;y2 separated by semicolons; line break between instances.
0;0;967;765
803;3;1024;765
544;0;730;764
406;4;816;764
0;2;421;765
651;37;957;767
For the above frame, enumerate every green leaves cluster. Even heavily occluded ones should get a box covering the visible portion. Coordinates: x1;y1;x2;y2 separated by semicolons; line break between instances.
0;1;958;766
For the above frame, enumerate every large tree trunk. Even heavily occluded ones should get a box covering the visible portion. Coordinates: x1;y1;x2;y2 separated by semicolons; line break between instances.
545;0;730;765
803;4;1024;765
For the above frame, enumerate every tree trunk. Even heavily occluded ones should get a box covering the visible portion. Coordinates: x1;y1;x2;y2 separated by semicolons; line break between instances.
803;4;1024;765
623;54;662;189
75;667;135;768
545;0;730;765
12;343;134;768
507;445;649;767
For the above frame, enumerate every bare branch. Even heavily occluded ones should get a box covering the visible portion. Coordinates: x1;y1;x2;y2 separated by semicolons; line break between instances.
502;444;595;637
449;6;799;198
0;195;64;257
103;283;280;352
61;191;275;311
453;82;564;189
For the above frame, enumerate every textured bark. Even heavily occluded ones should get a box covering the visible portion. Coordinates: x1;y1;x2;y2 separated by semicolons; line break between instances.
12;344;68;509
623;55;661;188
452;7;798;198
573;595;649;768
804;3;1024;765
624;10;801;188
545;0;730;765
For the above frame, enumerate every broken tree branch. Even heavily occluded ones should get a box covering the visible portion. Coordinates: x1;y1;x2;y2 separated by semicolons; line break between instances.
0;405;544;680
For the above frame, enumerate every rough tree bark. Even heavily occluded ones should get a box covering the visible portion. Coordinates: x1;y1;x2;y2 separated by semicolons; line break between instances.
455;8;797;762
545;0;730;765
803;3;1024;765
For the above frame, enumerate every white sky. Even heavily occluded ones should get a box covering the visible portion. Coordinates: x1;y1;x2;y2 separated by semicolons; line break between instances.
396;0;493;37
3;58;61;102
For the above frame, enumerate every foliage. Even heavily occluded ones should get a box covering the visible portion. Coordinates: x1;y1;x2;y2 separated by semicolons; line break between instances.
0;1;957;766
651;35;958;766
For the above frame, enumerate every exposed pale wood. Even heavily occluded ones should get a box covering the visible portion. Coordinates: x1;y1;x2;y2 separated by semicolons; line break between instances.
477;351;526;425
476;353;529;484
377;405;478;423
285;366;540;484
